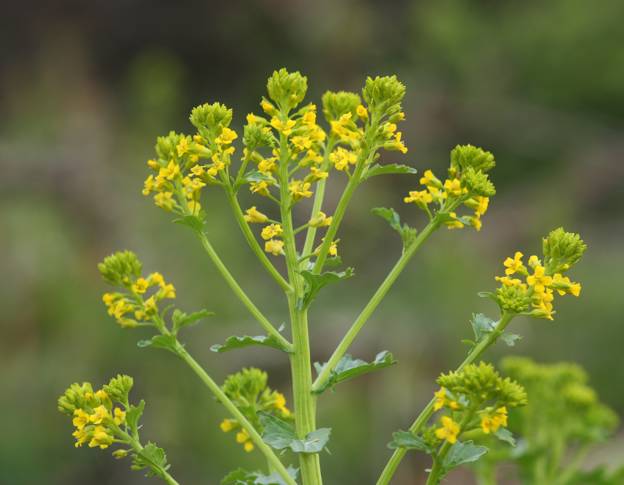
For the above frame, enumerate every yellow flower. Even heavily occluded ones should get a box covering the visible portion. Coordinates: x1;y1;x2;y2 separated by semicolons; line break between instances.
149;272;165;287
244;441;254;452
386;132;407;153
89;405;110;425
261;224;283;240
504;252;525;276
113;407;126;426
160;161;180;181
102;293;117;306
404;190;433;206
309;166;329;180
288;180;313;200
481;407;508;434
72;409;90;430
552;273;581;297
132;277;149;294
147;159;160;170
433;388;447;411
88;425;113;449
420;169;442;188
328;240;339;257
176;137;190;157
258;157;277;174
246;113;259;124
527;265;553;293
495;276;526;288
470;215;482;231
270;117;296;135
142;175;155;196
291;135;312;151
236;429;249;443
329;147;357;171
154;192;175;211
445;212;464;230
528;255;540;268
474;196;489;216
159;283;176;299
244;206;268;224
261;99;276;115
215;127;238;145
250;180;271;196
72;427;89;447
435;416;460;444
274;392;291;417
265;239;285;256
356;104;368;119
443;178;463;197
309;211;332;228
220;419;237;433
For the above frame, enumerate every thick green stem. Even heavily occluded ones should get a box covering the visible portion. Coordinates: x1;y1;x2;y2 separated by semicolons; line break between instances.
193;229;292;351
175;344;297;485
223;185;292;293
375;312;515;485
312;219;440;392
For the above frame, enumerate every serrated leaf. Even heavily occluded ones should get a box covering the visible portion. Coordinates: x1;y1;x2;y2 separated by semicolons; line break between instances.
260;413;331;454
131;442;169;477
388;430;434;454
172;308;214;333
299;268;354;309
137;334;178;354
500;333;522;347
173;214;205;232
470;313;496;342
239;170;278;186
371;207;418;247
222;467;299;485
364;163;417;179
210;332;291;353
494;428;516;447
125;399;145;432
442;440;488;472
313;351;397;394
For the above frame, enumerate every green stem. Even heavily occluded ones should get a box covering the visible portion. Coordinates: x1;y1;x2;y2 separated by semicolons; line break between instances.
193;229;292;351
278;130;323;485
311;219;440;392
175;344;297;485
375;312;515;485
223;184;292;293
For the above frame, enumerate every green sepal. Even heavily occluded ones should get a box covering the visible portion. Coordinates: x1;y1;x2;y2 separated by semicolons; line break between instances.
222;466;299;485
137;334;178;354
312;351;397;394
298;268;354;309
494;428;516;447
371;207;417;248
388;430;435;454
210;330;291;354
259;413;331;454
363;163;417;180
441;440;488;473
131;441;169;477
173;214;206;232
172;308;214;334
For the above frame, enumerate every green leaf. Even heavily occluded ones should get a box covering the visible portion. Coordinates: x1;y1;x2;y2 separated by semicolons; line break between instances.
125;399;145;432
222;467;299;485
131;442;169;477
173;214;205;232
137;335;178;354
364;163;417;179
388;430;434;454
313;351;397;394
172;308;214;334
299;268;354;309
371;207;417;247
470;313;496;342
500;333;522;347
494;428;516;447
442;440;488;472
260;413;331;454
239;170;278;187
210;332;291;353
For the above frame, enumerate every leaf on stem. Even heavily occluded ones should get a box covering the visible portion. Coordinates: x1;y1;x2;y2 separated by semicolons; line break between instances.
441;440;488;472
298;268;354;309
210;330;291;354
172;308;214;334
221;466;299;485
312;351;397;394
494;428;516;447
173;214;206;232
363;163;417;180
131;441;170;477
500;333;522;347
137;334;178;354
371;207;417;248
239;170;279;187
259;413;331;454
388;430;435;454
470;313;496;342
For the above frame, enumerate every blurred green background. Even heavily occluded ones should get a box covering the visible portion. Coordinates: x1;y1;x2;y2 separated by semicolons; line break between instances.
1;1;623;483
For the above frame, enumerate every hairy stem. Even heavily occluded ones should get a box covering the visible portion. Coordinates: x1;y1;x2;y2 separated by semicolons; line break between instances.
175;344;297;485
312;218;440;392
375;312;515;485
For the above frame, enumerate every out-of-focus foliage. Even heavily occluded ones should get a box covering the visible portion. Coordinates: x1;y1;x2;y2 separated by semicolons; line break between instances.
1;0;623;483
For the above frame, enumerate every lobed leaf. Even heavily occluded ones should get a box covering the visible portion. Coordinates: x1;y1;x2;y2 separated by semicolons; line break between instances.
442;440;488;472
364;163;417;180
131;442;169;477
210;330;291;354
222;467;299;485
172;308;214;334
299;268;354;309
388;430;434;454
371;207;417;248
260;413;331;454
137;334;178;354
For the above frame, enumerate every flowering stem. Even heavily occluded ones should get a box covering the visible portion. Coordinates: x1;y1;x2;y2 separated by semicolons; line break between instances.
192;229;292;351
174;344;297;485
223;184;293;293
375;312;515;485
311;218;441;393
425;412;474;485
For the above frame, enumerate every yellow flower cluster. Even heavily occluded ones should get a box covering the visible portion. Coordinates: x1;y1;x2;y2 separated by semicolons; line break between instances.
433;387;460;411
480;406;508;434
435;415;461;444
495;251;581;320
102;271;176;327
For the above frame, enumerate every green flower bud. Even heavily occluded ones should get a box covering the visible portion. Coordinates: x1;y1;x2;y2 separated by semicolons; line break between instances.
437;362;527;408
243;123;274;150
222;368;269;407
189;102;233;136
362;75;406;118
542;228;587;274
98;251;142;287
450;144;496;173
321;91;361;122
266;68;308;112
103;374;134;403
461;166;496;197
495;284;531;314
155;131;186;161
57;382;94;415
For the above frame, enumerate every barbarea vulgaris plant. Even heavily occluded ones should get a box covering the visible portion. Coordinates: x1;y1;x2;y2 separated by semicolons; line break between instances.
57;68;615;484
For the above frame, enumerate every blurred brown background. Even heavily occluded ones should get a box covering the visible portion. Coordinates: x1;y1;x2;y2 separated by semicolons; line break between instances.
1;0;623;483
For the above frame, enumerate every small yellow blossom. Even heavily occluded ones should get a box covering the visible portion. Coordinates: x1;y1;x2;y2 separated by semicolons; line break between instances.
246;113;259;124
433;388;447;411
481;407;508;434
159;283;176;299
265;239;285;256
258;157;277;174
72;427;89;447
420;169;442;188
113;407;126;426
154;192;175;211
356;104;368;119
177;138;190;157
142;175;155;196
220;419;237;433
302;110;316;125
445;212;464;230
291;135;312;151
443;178;463;197
147;159;160;170
89;405;110;425
72;409;90;430
215;127;238;145
435;416;460;444
270;117;296;135
250;180;271;196
88;425;113;449
244;206;268;224
330;147;357;171
404;190;433;207
527;265;553;293
552;273;581;297
261;99;276;115
309;211;332;228
132;278;149;294
261;224;283;240
288;180;313;200
504;252;526;276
